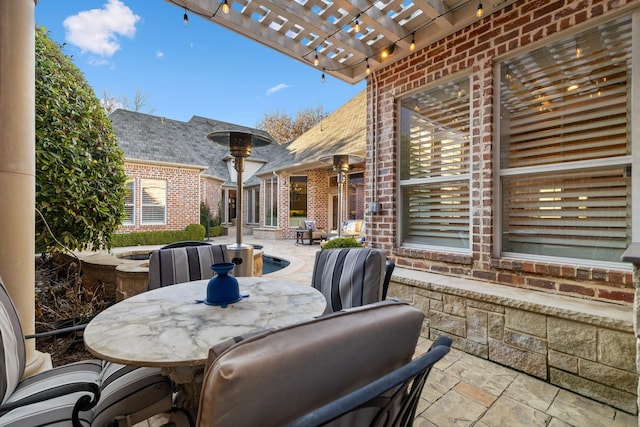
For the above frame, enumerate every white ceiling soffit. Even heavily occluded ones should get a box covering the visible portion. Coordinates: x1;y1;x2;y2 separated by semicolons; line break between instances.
166;0;517;85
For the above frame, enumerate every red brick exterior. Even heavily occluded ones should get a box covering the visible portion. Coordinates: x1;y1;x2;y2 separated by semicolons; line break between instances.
366;0;638;304
120;162;203;232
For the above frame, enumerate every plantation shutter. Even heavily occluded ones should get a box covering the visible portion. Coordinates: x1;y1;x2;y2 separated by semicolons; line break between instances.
499;15;632;262
400;77;470;249
123;179;135;225
141;178;166;224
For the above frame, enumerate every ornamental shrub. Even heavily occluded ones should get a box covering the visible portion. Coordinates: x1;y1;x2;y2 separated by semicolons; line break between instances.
321;237;363;250
35;27;127;252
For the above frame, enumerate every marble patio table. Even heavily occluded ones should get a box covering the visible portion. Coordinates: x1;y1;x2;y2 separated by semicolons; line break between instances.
84;276;327;407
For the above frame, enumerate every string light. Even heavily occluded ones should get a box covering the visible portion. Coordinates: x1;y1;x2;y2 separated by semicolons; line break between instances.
321;69;326;83
170;0;467;79
476;2;483;18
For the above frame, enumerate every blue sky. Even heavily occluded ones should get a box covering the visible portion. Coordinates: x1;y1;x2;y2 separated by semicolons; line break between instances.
35;0;366;128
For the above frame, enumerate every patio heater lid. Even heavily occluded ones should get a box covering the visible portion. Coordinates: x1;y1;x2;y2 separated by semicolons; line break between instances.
320;153;364;172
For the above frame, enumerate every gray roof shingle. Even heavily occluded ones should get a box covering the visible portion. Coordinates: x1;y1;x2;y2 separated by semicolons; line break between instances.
109;89;366;181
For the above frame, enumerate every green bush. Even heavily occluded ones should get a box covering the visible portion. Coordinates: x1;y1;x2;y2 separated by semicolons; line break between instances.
111;224;205;247
321;237;363;250
36;27;127;252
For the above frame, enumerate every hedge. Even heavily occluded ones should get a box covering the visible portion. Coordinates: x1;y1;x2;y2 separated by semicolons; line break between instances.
111;224;206;247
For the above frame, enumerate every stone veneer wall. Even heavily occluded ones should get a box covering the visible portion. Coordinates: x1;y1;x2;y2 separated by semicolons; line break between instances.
388;268;637;414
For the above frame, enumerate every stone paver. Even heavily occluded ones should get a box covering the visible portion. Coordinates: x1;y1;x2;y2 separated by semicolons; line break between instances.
128;234;638;427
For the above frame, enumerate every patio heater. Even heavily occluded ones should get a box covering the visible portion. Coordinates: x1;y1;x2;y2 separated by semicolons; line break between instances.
321;154;363;237
207;130;271;276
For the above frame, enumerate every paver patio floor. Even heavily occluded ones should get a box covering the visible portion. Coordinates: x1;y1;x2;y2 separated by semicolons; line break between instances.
132;232;637;426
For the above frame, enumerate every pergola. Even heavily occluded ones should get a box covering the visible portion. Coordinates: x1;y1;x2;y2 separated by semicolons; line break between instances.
165;0;515;84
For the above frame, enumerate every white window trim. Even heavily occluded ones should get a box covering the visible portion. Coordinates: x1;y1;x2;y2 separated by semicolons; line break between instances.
397;72;473;255
493;10;639;269
140;178;167;225
123;178;135;226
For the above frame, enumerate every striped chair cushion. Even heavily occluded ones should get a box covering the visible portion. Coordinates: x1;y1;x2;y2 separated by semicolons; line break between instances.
148;244;230;289
1;360;172;426
0;278;26;404
0;276;173;426
311;247;386;313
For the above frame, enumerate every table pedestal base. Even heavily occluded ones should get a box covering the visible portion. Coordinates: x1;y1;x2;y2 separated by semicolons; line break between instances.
163;366;205;409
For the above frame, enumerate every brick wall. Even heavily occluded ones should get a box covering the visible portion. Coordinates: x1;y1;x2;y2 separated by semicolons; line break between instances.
270;169;332;238
367;0;638;304
200;176;224;221
120;162;201;233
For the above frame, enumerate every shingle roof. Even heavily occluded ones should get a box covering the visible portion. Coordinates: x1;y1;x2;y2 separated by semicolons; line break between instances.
110;89;366;181
109;110;287;183
257;89;366;175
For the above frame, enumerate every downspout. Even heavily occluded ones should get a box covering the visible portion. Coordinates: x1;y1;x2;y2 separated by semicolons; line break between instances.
369;70;381;214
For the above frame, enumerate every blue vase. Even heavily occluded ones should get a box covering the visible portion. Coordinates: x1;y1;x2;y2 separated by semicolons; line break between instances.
205;262;241;307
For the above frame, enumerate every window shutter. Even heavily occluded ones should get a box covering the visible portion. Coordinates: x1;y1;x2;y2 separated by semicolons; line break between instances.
499;15;632;263
400;77;470;249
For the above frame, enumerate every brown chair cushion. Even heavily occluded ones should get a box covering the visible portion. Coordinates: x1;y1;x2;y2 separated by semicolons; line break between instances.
196;300;424;427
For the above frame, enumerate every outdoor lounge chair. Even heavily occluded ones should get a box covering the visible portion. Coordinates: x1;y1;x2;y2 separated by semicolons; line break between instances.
148;244;230;289
311;247;387;313
192;300;448;427
297;219;326;245
0;275;173;427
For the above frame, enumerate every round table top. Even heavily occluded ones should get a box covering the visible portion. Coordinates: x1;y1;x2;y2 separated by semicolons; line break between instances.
84;277;326;367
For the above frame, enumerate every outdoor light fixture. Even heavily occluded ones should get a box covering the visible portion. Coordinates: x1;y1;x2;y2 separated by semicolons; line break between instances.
183;8;188;24
222;0;230;14
477;2;483;18
207;130;272;276
314;51;319;67
410;33;416;51
320;154;363;237
321;69;325;83
366;59;371;75
354;15;360;33
380;44;395;60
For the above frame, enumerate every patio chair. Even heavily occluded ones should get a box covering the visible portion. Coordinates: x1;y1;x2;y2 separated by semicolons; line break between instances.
286;335;452;427
311;247;386;313
0;275;173;427
161;241;213;249
383;259;396;300
297;219;326;245
148;244;230;290
194;300;440;427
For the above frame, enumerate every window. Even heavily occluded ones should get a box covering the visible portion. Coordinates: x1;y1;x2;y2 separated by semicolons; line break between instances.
246;187;259;224
123;179;135;225
141;178;166;225
289;176;308;227
497;14;635;265
399;76;471;251
264;177;278;227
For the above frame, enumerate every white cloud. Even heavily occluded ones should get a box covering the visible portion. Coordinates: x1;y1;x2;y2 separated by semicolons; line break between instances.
63;0;140;57
266;83;290;96
156;50;164;59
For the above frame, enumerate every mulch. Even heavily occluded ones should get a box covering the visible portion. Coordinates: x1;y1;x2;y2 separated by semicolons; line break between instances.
35;252;113;366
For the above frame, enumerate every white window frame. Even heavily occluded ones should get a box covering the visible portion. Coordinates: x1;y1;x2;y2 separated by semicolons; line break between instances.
493;10;639;269
397;72;472;254
140;178;166;225
264;176;278;227
123;178;135;226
